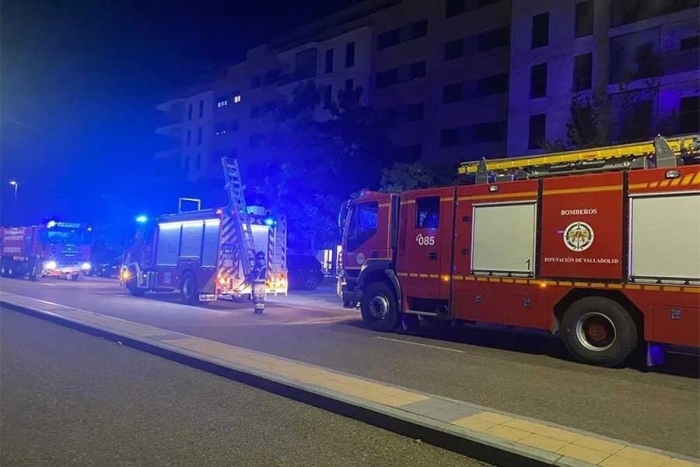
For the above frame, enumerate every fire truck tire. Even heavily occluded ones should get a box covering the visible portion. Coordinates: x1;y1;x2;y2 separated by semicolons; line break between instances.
561;297;638;367
180;273;199;305
127;281;145;296
360;282;400;332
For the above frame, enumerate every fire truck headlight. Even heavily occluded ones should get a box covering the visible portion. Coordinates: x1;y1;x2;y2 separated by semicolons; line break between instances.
121;269;131;281
219;276;227;285
81;262;91;270
45;261;57;270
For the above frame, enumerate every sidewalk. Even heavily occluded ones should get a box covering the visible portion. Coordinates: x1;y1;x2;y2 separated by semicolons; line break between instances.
2;291;697;467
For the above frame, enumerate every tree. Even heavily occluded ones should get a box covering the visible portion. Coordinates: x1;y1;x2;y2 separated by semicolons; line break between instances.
379;161;456;193
545;79;679;152
250;81;393;251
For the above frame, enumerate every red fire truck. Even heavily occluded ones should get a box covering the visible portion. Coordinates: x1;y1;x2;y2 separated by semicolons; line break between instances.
121;159;288;304
338;135;700;367
0;220;93;281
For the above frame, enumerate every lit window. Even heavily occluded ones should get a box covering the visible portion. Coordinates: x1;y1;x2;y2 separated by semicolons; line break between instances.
233;94;242;104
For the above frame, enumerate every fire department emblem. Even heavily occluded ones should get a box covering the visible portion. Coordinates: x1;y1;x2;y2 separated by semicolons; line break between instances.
563;221;594;252
356;252;366;265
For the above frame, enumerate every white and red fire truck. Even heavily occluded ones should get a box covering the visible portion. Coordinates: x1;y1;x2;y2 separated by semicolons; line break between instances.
121;158;288;304
1;220;93;281
338;135;700;367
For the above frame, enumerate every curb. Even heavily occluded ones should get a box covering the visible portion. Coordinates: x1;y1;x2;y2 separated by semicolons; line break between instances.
2;297;697;467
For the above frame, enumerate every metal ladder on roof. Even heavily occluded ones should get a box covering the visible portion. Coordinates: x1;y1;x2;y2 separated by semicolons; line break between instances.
221;157;256;277
458;134;700;183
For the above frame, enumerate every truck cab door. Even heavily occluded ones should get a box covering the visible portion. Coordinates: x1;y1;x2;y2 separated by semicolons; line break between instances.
396;188;455;300
343;194;394;270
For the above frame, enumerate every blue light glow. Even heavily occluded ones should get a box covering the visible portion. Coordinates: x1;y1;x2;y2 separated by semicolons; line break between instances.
263;217;276;227
135;215;148;223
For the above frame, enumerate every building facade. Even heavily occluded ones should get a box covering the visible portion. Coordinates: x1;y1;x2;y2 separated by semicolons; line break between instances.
507;0;700;155
155;0;514;182
156;0;700;183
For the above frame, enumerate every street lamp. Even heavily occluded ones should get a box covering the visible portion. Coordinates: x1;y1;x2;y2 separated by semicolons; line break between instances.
9;181;18;201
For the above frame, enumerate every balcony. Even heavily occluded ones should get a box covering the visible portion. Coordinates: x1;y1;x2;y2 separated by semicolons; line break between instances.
609;48;700;84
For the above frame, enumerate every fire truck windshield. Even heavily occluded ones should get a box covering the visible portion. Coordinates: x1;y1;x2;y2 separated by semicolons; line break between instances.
346;201;378;250
44;227;93;245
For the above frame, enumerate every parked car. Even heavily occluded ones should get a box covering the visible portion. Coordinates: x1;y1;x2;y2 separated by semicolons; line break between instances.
287;254;325;291
93;255;123;278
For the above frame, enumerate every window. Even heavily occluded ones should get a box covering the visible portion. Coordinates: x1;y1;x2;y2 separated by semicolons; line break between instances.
216;96;228;108
233;93;242;104
347;202;378;250
575;1;593;38
531;12;549;49
475;27;510;52
325;49;334;73
186;130;191;147
345;42;355;68
681;35;700;50
199;100;204;118
379;20;428;50
528;114;546;150
250;106;260;118
376;68;400;88
472;121;507;143
197;127;202;145
530;63;547;98
415;197;440;229
443;83;463;104
445;0;465;18
324;85;333;108
378;28;401;49
409;20;428;40
440;127;461;147
196;153;201;171
475;73;508;97
680;96;700;134
295;48;317;79
214;120;238;136
188;104;193;121
381;103;424;125
611;0;700;28
251;76;261;88
444;39;464;60
573;53;592;91
408;61;426;79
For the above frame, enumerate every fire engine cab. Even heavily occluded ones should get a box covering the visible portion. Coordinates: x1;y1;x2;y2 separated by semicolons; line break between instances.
338;135;700;367
121;158;287;304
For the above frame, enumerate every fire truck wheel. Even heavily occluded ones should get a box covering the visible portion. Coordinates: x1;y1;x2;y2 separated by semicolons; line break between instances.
181;273;199;305
360;282;399;332
127;279;145;297
561;297;638;367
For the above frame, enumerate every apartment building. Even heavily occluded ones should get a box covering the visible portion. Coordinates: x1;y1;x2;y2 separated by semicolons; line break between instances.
155;0;514;181
507;0;700;156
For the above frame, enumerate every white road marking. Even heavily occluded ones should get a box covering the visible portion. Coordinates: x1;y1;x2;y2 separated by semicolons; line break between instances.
376;336;465;354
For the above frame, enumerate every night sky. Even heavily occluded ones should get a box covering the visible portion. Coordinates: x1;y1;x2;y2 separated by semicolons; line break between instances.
1;0;361;225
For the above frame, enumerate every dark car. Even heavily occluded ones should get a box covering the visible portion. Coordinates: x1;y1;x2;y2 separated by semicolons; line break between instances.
93;255;123;278
287;254;326;291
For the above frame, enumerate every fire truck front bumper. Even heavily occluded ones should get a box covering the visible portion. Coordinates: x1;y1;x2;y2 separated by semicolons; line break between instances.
43;260;91;277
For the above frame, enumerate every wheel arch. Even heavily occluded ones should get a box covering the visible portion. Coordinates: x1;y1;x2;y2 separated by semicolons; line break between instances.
553;288;644;340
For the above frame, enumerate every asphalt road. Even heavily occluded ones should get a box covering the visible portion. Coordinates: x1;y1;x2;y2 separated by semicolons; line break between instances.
1;276;699;457
0;307;488;467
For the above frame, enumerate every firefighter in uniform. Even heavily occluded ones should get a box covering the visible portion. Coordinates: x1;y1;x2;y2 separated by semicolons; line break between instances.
250;251;267;314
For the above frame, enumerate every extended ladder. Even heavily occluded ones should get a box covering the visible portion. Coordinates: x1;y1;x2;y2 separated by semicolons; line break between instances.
458;134;700;183
221;158;256;277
